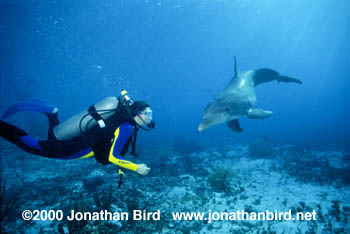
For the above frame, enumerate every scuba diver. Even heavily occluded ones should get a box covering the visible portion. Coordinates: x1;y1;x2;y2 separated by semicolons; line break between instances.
0;90;155;183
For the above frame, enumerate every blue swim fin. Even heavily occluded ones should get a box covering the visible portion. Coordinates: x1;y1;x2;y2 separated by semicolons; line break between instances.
2;98;56;119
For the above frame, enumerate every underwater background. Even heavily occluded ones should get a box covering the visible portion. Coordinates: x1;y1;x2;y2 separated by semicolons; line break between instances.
0;0;349;233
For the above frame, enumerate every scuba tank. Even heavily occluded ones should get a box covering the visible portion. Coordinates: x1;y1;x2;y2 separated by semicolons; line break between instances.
53;97;119;140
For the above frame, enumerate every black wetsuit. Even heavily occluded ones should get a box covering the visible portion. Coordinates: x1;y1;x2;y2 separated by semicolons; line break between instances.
0;111;140;171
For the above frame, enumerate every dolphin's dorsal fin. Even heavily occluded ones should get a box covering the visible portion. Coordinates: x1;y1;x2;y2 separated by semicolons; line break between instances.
233;56;237;78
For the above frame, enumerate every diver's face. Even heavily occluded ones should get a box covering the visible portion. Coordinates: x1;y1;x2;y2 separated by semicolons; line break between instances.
137;107;153;126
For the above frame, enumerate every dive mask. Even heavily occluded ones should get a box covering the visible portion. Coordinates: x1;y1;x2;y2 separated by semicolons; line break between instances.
139;110;155;130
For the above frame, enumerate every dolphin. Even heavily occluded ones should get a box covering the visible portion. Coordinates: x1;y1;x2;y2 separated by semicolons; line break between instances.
198;57;302;132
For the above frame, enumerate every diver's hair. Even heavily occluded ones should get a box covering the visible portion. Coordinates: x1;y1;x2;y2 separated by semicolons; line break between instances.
130;101;150;116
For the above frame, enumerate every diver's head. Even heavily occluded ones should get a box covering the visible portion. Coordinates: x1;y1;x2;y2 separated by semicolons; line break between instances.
131;101;155;130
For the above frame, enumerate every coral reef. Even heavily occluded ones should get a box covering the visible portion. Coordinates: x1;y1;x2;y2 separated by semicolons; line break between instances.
93;186;113;211
1;139;349;233
57;200;90;234
248;137;275;158
0;180;21;232
83;170;105;192
208;168;232;193
282;150;350;185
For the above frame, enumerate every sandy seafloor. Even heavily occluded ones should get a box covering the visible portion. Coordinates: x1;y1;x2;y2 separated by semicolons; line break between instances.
1;138;349;234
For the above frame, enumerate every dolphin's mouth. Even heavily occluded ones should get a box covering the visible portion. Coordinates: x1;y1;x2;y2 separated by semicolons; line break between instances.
198;117;223;132
198;119;211;132
198;125;204;132
198;121;207;132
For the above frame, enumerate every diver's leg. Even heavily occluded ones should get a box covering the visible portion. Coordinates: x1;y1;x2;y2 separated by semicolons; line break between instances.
0;120;43;155
0;120;94;160
38;139;94;160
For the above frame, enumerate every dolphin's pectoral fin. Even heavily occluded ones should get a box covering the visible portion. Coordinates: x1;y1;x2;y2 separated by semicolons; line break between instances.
253;68;302;86
226;119;243;132
247;108;273;119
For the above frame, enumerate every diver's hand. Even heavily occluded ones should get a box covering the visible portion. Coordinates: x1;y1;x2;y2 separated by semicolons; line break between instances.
136;164;150;175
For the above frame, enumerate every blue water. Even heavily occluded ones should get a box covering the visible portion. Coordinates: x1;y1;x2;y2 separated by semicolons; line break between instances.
1;1;349;233
1;0;348;148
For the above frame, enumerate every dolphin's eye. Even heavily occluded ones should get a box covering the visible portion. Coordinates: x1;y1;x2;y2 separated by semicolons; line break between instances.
225;108;230;112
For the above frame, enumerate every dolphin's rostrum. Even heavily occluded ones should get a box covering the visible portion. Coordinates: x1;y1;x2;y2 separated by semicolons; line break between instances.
198;57;302;132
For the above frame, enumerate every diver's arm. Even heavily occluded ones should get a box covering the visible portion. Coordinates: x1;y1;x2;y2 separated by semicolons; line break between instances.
108;122;139;171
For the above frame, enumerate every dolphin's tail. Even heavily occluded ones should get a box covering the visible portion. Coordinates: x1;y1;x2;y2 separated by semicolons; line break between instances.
278;75;302;84
253;68;302;86
2;98;57;119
